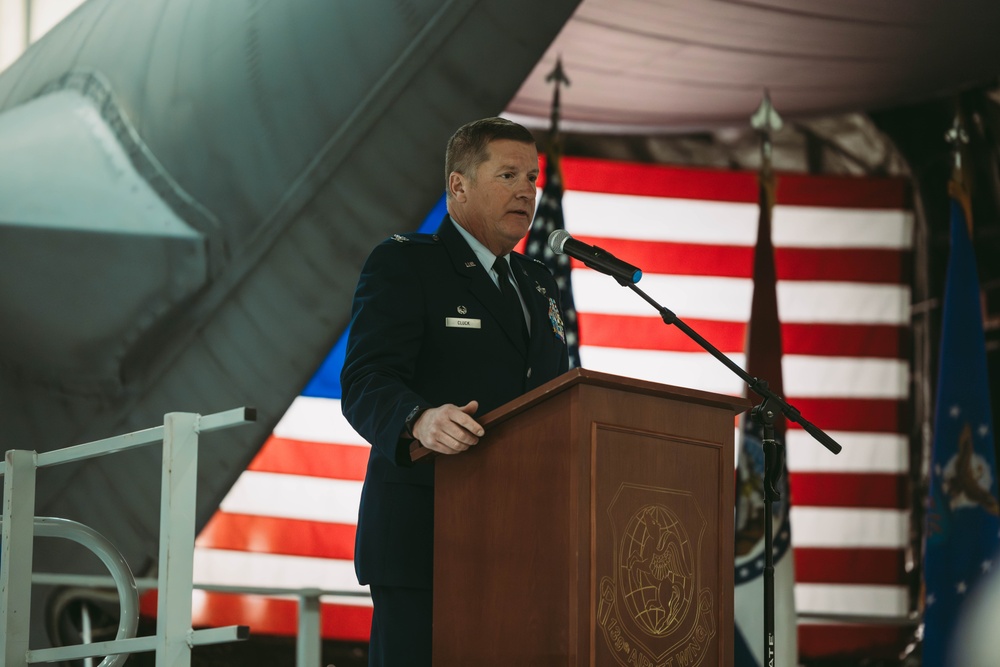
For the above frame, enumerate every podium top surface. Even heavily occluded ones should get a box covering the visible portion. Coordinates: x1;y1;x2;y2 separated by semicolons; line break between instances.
410;368;750;462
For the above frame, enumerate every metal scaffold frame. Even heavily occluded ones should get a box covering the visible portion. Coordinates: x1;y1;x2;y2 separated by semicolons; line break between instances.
0;407;256;667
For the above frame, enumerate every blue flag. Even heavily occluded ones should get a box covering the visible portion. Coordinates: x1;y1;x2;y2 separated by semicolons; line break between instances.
923;192;1000;666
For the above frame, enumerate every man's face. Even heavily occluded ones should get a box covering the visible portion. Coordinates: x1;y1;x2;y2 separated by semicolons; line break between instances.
450;139;539;256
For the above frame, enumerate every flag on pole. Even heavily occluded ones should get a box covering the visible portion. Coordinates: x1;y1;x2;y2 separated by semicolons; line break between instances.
523;145;580;368
733;161;799;667
523;58;580;368
922;176;1000;666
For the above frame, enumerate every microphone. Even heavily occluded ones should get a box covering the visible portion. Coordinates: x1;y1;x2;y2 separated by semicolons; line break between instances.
548;230;642;285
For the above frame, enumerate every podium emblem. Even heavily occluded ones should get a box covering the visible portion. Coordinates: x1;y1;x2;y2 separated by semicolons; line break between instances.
598;484;715;667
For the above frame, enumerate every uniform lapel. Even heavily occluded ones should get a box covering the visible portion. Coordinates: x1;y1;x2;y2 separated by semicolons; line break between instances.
437;218;528;357
511;254;549;357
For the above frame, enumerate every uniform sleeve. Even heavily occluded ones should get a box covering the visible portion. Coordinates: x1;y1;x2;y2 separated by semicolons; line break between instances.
340;241;432;466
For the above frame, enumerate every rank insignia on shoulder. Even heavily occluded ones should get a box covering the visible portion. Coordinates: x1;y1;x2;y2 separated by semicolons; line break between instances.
391;234;409;243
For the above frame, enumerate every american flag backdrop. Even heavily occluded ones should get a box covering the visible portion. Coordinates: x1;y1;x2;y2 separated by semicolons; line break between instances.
187;157;914;660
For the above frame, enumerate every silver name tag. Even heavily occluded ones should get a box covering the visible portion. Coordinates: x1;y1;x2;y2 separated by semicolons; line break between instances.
445;317;481;329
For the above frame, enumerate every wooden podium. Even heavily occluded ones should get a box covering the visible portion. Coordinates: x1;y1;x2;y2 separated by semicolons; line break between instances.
419;368;748;666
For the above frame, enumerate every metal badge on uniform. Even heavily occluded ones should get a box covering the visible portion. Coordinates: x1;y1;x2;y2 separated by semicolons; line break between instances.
464;261;476;268
547;297;565;343
457;306;468;315
446;317;481;329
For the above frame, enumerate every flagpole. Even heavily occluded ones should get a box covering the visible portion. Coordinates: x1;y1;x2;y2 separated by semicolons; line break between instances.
545;56;569;145
526;57;582;368
751;90;784;667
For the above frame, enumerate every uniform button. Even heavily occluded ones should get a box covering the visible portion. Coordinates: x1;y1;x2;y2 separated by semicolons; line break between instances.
526;367;532;378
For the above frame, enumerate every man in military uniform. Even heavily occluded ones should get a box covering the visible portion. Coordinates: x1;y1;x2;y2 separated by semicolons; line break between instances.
341;117;569;665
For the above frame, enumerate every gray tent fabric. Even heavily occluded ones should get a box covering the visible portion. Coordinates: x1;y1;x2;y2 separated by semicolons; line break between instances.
508;0;1000;131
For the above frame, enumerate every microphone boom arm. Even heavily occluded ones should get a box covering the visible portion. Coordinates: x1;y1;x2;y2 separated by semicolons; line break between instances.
625;281;842;455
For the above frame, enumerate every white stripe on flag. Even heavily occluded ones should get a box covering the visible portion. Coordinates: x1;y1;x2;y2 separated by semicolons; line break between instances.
785;431;909;473
772;207;914;249
563;192;759;244
580;346;747;396
193;548;366;594
219;471;362;524
580;348;907;399
782;356;909;399
794;583;910;617
777;282;910;325
563;191;913;249
572;270;752;320
273;396;369;446
790;507;909;548
574;270;911;325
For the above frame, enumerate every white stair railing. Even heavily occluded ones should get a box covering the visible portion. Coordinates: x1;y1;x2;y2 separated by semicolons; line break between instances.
31;574;373;667
29;516;140;667
0;407;255;667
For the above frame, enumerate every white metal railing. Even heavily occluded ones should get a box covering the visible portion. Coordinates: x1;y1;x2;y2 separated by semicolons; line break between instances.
29;517;140;667
31;573;372;667
0;407;256;666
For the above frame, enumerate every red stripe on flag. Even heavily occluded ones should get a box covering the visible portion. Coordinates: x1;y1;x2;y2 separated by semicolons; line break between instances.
579;314;905;359
776;174;911;209
549;157;759;202
568;238;909;284
198;513;355;560
186;592;372;641
775;248;911;283
544;157;909;209
798;624;911;660
794;547;907;585
786;398;907;434
248;437;368;481
782;323;907;359
578;313;746;353
571;237;754;278
790;472;908;509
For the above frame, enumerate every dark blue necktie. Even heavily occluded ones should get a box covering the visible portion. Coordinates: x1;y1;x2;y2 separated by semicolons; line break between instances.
493;257;529;344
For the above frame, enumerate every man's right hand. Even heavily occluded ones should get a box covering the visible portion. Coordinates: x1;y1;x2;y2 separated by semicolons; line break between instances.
410;400;484;455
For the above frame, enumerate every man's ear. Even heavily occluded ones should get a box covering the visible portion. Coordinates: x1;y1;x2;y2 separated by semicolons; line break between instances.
448;171;467;202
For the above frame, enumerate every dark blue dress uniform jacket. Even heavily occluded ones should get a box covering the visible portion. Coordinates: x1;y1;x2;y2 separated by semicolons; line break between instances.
341;217;569;589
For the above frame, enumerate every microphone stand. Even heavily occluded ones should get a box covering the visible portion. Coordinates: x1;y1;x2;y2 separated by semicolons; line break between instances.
620;276;842;667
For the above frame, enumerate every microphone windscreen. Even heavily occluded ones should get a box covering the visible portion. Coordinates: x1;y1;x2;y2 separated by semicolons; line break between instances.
548;229;571;254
